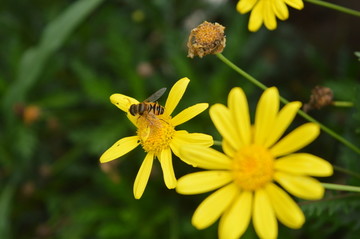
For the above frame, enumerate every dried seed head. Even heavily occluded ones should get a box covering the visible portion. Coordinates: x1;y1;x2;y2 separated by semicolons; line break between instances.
23;105;41;125
187;21;226;58
303;86;334;112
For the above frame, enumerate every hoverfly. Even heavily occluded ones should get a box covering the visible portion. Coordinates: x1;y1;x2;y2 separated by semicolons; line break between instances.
129;88;166;116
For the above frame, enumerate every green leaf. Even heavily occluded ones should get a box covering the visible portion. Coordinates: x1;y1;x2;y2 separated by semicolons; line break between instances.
36;91;81;108
71;60;113;104
2;0;104;122
354;51;360;61
0;182;17;239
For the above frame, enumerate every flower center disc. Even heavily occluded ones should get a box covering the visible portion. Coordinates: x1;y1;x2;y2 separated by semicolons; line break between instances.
232;145;274;191
136;113;175;155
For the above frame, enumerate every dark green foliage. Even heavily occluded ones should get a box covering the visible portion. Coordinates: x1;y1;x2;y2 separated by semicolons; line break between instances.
0;0;360;238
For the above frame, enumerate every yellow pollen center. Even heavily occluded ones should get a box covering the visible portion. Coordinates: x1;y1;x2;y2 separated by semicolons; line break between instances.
232;145;274;191
136;113;175;155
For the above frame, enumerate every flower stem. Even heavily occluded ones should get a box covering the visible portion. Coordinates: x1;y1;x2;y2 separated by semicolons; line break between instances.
305;0;360;17
213;140;222;146
295;109;360;154
333;165;360;180
322;183;360;193
216;53;267;91
216;53;360;155
332;101;354;107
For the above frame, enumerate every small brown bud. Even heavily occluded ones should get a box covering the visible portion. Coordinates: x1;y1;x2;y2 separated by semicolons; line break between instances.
21;181;35;197
36;223;52;238
23;105;41;125
303;86;334;112
100;161;121;183
13;103;25;116
47;117;60;131
187;21;226;58
39;164;53;178
137;62;154;78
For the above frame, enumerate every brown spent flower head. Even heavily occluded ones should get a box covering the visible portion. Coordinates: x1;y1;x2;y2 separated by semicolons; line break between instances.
187;21;226;58
23;105;42;125
14;104;42;125
303;86;334;112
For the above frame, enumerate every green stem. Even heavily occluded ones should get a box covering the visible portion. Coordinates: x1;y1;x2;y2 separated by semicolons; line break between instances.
333;165;360;180
213;140;222;146
322;183;360;193
216;53;267;91
216;53;360;155
299;192;358;205
296;110;360;154
304;0;360;17
332;101;354;107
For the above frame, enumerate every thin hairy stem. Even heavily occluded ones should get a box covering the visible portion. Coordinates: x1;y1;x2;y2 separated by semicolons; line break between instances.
305;0;360;17
216;53;360;155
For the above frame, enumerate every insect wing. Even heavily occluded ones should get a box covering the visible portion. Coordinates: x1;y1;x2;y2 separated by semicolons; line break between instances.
144;88;167;102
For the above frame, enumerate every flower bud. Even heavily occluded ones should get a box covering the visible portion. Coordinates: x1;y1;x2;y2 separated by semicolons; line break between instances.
303;86;334;112
187;21;226;58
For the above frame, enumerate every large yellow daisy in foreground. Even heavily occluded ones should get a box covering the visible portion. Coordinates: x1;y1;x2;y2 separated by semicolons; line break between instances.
176;87;333;239
236;0;304;32
100;77;213;199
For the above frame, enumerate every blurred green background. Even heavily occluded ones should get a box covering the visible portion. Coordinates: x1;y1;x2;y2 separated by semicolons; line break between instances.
1;0;360;238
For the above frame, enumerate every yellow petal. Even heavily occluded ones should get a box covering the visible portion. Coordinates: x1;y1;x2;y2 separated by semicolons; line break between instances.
176;171;233;195
263;0;277;30
265;183;305;229
218;191;252;239
180;145;232;169
100;136;140;163
254;87;279;145
273;0;289;20
171;103;208;126
159;148;177;189
270;123;320;157
222;140;236;158
210;104;242;151
133;153;154;199
274;171;324;200
249;0;264;32
110;93;139;126
192;183;239;229
253;188;278;239
284;0;304;10
173;130;213;146
236;0;258;14
170;131;213;164
164;77;189;116
264;101;302;148
110;93;139;112
275;153;333;176
228;87;251;147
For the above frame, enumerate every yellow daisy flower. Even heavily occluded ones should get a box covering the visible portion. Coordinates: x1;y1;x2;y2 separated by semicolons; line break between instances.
176;87;333;239
100;77;213;199
236;0;304;32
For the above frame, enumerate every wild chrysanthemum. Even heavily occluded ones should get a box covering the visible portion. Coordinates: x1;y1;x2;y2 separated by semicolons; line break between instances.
236;0;304;32
176;87;333;239
100;77;213;199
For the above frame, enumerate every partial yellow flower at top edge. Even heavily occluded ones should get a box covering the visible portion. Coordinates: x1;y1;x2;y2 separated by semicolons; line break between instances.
176;87;333;239
236;0;304;32
99;77;213;199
